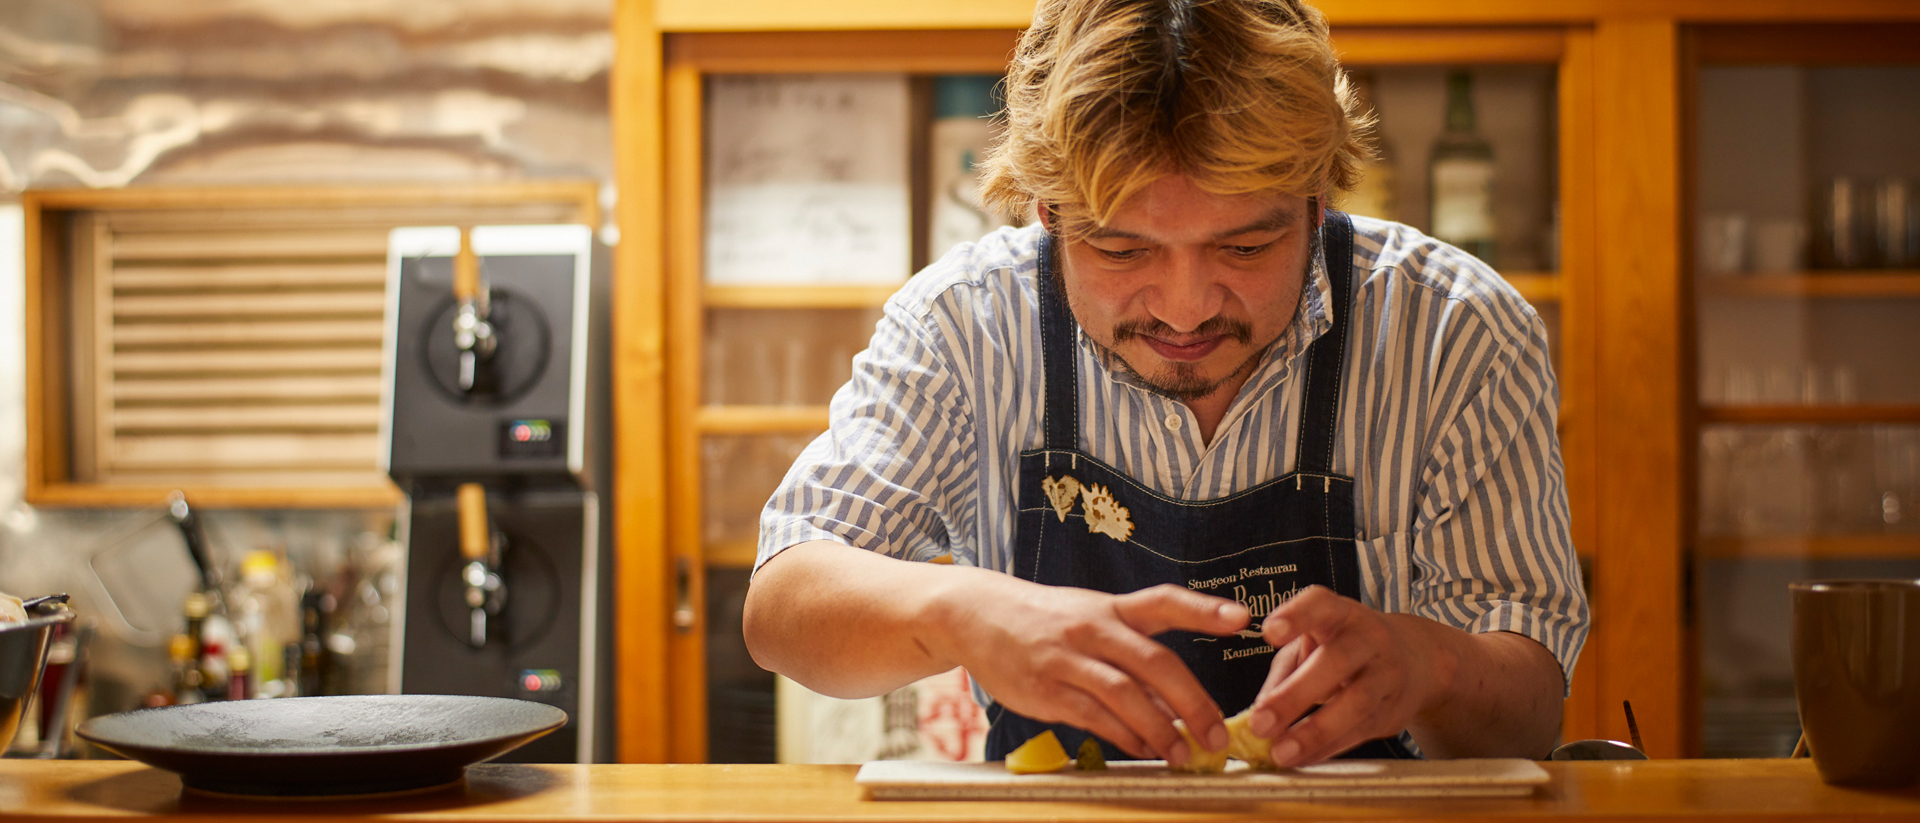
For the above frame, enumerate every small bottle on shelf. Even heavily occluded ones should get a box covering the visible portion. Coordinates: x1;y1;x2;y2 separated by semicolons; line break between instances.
227;646;253;701
1428;70;1497;265
168;632;204;705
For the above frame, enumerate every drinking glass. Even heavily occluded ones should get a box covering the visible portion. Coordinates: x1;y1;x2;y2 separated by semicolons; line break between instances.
1816;177;1869;269
1874;427;1920;535
1873;178;1917;269
1698;213;1749;275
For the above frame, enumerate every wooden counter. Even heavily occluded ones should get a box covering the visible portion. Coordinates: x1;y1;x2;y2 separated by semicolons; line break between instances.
3;760;1918;822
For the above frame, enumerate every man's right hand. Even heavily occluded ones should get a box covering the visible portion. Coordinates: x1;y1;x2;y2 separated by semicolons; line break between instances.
929;579;1249;765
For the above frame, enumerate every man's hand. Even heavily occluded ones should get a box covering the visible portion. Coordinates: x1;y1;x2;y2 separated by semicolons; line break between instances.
1244;585;1455;767
933;580;1250;765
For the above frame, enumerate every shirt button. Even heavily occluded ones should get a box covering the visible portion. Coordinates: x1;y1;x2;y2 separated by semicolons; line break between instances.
1164;414;1183;431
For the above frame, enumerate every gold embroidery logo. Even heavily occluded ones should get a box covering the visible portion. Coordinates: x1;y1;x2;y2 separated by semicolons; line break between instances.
1079;483;1134;542
1041;475;1081;522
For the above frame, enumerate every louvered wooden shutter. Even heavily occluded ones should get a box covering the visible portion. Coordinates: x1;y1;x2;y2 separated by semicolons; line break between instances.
59;197;588;498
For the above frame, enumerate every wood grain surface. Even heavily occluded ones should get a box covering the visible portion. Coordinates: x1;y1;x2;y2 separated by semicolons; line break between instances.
856;759;1549;801
4;760;1919;822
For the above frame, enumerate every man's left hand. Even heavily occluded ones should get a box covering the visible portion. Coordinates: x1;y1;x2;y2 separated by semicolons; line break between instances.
1244;585;1455;767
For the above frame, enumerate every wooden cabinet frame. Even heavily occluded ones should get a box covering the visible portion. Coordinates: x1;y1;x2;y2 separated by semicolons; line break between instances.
611;0;1920;763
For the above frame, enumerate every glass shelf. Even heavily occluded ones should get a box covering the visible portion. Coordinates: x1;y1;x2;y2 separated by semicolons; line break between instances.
1698;272;1920;299
1698;405;1920;425
1697;534;1920;559
705;284;902;309
706;539;760;569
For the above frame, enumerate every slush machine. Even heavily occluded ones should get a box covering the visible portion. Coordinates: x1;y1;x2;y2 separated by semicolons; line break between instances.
381;225;613;763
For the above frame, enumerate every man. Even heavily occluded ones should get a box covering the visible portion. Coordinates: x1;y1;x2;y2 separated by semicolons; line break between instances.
744;0;1586;768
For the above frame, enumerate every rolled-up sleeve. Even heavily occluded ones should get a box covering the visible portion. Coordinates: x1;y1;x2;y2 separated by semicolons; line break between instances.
755;291;978;574
1406;307;1589;692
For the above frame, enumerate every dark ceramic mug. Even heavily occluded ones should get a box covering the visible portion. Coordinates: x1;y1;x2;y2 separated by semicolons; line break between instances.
1790;579;1920;788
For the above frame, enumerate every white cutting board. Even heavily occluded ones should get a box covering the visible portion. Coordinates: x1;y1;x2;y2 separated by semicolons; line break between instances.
857;758;1549;801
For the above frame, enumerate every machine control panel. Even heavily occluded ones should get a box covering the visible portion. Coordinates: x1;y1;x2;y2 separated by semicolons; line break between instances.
500;418;566;458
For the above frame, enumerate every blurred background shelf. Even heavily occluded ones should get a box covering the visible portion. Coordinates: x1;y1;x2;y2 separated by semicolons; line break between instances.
1505;272;1560;304
1698;405;1920;425
696;406;832;434
1698;272;1920;299
706;540;760;569
1698;534;1920;559
705;285;900;309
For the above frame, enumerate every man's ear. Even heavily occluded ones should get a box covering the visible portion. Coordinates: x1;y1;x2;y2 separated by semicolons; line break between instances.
1036;203;1054;234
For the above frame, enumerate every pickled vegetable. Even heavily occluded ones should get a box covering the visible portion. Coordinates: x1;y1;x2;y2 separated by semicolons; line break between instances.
1075;736;1107;770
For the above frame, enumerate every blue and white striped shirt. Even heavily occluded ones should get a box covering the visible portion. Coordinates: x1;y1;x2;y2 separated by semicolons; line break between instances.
758;217;1589;689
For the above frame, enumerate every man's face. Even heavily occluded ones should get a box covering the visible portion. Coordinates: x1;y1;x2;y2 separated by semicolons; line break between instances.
1054;175;1318;402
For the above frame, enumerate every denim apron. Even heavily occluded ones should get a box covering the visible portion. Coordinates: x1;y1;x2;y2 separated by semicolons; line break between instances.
983;210;1416;762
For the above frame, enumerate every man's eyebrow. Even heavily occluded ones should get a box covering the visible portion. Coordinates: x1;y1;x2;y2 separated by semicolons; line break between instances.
1211;206;1299;240
1086;225;1145;241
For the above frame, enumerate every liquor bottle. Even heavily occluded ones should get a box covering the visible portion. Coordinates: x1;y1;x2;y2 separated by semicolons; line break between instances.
927;75;1011;260
1341;72;1397;222
1428;70;1497;264
299;591;331;697
231;550;298;692
227;646;253;701
168;633;204;705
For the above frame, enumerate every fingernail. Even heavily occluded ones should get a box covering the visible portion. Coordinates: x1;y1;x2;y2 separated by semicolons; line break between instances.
1206;724;1229;752
1249;708;1277;738
1270;738;1301;767
1168;740;1191;768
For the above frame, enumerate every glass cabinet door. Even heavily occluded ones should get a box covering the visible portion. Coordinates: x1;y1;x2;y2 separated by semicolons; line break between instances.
667;28;1596;764
1691;34;1920;758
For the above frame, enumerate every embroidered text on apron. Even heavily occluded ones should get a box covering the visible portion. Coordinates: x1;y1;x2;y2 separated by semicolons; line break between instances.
983;210;1417;762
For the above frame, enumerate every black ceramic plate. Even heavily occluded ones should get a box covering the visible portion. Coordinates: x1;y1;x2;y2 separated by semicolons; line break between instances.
77;694;566;798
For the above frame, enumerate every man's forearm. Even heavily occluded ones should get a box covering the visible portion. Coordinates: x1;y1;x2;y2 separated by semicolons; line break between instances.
743;540;984;699
1400;617;1565;759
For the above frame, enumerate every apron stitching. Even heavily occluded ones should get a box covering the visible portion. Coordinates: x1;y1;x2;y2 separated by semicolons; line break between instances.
1016;509;1332;563
1020;449;1347;510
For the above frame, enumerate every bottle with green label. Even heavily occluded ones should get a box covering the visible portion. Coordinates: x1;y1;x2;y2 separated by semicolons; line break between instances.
1428;70;1496;265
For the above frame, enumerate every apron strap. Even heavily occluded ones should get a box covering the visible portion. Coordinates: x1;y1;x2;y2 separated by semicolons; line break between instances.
1039;233;1080;452
1294;210;1355;477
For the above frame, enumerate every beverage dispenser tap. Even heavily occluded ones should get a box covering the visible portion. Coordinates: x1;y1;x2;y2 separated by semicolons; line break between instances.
451;228;498;394
456;483;506;648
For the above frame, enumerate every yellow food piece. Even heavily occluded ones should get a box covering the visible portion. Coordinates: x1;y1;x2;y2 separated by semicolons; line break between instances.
1170;719;1229;773
1075;737;1107;770
1225;708;1278;769
1005;730;1072;774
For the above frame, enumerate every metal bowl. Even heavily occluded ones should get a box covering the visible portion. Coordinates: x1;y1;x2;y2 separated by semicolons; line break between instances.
0;595;76;752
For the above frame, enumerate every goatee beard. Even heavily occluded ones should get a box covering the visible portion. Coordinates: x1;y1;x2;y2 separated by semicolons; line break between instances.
1099;317;1262;402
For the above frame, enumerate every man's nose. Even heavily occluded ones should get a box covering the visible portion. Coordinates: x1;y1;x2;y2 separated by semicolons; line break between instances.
1149;250;1225;333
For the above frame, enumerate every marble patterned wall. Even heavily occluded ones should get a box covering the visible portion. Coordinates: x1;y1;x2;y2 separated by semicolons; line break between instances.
0;0;612;191
0;0;614;734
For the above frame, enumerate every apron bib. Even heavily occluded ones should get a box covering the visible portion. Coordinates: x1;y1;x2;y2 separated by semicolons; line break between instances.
984;210;1415;762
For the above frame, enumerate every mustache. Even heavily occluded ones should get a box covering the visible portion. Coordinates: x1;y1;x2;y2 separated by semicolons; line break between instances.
1110;316;1253;346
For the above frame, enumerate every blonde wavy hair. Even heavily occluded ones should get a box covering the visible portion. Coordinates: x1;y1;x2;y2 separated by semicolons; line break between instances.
977;0;1375;240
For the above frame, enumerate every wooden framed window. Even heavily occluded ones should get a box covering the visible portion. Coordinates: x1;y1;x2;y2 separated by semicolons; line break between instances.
24;183;601;508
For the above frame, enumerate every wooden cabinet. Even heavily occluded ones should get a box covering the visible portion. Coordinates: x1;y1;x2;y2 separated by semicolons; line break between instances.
607;0;1920;764
1685;24;1920;758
